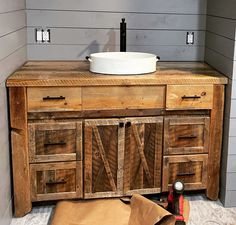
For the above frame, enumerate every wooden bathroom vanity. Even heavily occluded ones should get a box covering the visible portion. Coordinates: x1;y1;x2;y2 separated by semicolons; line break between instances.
6;61;227;216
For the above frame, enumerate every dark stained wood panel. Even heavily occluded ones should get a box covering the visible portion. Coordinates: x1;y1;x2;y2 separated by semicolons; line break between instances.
124;117;163;195
164;117;210;155
28;121;82;162
84;119;124;198
162;154;208;191
30;161;82;201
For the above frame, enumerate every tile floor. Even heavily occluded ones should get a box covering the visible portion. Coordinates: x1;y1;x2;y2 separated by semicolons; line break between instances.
10;195;236;225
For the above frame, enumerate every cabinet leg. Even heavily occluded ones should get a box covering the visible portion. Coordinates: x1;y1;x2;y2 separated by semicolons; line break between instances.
14;200;32;217
206;85;224;200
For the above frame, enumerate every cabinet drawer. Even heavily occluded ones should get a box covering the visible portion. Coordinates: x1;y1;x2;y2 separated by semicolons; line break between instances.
28;121;82;163
162;154;208;191
166;85;213;110
164;117;210;155
82;86;165;110
30;161;82;201
27;87;82;112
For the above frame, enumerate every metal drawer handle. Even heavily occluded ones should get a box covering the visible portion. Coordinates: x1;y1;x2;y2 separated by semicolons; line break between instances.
126;122;131;127
44;142;66;146
43;96;66;101
46;180;67;185
177;172;196;176
119;122;124;128
178;135;197;139
181;95;201;100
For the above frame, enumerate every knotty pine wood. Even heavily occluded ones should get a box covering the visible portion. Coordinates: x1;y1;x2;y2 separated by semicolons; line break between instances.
6;62;227;87
28;121;82;163
164;116;210;155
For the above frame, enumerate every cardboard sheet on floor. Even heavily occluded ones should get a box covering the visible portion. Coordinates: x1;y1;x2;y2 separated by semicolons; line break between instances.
50;194;176;225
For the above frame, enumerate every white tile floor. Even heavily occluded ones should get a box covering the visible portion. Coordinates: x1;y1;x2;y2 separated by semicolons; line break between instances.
10;195;236;225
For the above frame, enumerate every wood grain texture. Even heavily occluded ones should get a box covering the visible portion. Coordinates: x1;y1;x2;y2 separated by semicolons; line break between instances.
124;117;163;195
11;131;31;216
9;87;31;217
162;154;208;192
166;85;214;110
84;119;124;198
27;87;82;112
82;86;165;110
206;85;225;200
6;62;228;87
30;161;82;201
28;121;82;163
164;116;210;155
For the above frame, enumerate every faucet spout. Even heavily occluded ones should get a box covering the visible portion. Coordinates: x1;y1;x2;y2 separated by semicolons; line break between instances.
120;18;126;52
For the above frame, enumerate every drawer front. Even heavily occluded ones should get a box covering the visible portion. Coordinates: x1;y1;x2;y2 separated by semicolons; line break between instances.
162;155;208;191
82;86;165;110
166;85;213;110
27;87;82;112
164;117;210;155
28;121;82;163
30;161;82;201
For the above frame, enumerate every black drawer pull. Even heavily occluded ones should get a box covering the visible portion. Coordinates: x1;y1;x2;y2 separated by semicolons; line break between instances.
181;95;201;100
44;142;66;146
43;96;66;101
119;122;124;128
177;172;196;176
178;135;197;139
46;180;67;185
126;122;131;127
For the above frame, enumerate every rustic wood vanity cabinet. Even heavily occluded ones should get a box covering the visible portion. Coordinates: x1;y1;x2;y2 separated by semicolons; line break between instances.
6;61;227;216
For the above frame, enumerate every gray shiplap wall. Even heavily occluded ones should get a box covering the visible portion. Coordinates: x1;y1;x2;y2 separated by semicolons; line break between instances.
205;0;236;207
0;0;27;224
26;0;207;60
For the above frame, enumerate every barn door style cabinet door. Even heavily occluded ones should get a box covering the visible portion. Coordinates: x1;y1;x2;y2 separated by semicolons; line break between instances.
84;117;163;198
124;117;163;195
84;119;124;198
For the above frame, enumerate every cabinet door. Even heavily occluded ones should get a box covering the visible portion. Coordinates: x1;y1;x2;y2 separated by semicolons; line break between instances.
84;119;125;198
124;117;163;195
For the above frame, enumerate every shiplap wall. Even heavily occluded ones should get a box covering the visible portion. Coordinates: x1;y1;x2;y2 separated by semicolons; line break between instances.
205;0;236;207
26;0;207;60
0;0;27;224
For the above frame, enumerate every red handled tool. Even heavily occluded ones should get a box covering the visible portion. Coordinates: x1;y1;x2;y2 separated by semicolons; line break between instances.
167;181;186;225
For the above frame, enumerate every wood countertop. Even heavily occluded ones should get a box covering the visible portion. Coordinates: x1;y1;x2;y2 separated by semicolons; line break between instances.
6;61;228;87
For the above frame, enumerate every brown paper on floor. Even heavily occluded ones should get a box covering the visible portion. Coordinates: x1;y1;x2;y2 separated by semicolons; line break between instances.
50;194;176;225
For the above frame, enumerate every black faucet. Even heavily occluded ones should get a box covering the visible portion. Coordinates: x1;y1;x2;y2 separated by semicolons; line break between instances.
120;18;126;52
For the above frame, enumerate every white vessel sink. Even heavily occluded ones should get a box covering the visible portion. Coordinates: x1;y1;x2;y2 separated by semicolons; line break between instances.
87;52;158;75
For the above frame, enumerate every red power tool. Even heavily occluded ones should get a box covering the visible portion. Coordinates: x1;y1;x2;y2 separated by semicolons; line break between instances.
167;181;186;225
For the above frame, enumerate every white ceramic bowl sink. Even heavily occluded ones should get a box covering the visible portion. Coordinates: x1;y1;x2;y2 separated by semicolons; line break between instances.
87;52;158;75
